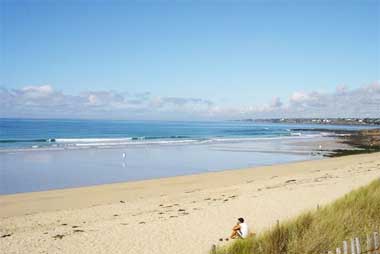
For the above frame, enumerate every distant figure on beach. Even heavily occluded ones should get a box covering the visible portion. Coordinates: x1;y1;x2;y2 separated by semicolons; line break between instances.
122;152;127;168
230;217;249;239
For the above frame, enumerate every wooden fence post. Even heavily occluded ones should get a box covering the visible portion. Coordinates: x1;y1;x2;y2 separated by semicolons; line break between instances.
211;244;216;254
374;232;379;254
355;237;361;254
343;241;348;254
367;234;373;254
325;231;380;254
351;238;356;254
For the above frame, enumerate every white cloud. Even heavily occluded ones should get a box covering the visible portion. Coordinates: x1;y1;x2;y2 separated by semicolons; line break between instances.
21;85;54;98
290;91;310;103
0;82;379;119
270;97;283;108
335;84;349;94
242;81;380;119
0;86;214;120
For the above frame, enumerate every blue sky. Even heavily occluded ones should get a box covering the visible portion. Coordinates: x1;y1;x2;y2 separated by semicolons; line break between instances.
1;1;379;119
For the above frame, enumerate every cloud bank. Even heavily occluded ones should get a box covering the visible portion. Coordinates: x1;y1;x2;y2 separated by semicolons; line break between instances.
1;82;379;120
0;85;215;120
242;82;380;119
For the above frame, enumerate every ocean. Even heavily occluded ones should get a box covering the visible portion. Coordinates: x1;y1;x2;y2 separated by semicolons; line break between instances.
0;119;368;194
0;118;365;150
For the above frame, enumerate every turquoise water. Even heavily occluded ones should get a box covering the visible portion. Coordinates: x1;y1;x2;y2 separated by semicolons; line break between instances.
0;118;365;150
0;119;369;194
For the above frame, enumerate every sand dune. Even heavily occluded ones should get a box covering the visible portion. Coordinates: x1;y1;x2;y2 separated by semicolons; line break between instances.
1;153;380;254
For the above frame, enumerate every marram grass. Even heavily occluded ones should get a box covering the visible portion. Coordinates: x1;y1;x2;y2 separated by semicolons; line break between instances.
214;179;380;254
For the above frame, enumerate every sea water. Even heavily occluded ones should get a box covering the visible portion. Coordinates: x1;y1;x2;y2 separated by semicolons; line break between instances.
0;119;368;194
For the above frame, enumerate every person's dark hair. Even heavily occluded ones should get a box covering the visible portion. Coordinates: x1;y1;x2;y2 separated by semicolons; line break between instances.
238;217;244;223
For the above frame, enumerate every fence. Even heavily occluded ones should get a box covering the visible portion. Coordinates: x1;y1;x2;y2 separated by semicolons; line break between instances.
210;231;379;254
327;231;379;254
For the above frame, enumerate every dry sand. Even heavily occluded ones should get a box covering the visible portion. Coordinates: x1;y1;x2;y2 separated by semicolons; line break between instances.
1;153;380;254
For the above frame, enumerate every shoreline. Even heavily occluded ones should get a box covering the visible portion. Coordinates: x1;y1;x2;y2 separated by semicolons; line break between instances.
0;128;377;199
1;153;380;254
0;136;347;198
0;155;330;217
329;128;380;156
1;135;346;195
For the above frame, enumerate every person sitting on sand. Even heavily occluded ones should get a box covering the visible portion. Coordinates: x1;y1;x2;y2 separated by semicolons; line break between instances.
230;217;249;239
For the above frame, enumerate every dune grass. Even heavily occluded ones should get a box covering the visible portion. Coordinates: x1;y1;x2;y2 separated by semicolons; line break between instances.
214;179;380;254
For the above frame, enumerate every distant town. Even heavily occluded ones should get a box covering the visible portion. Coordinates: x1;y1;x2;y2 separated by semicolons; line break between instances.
240;118;380;126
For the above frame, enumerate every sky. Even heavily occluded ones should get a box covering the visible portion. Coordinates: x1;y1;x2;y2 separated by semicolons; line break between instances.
1;0;379;120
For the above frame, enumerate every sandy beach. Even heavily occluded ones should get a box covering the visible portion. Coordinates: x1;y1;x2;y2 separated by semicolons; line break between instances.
1;152;380;254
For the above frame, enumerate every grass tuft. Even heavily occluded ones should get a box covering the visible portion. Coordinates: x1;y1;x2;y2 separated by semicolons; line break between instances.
214;179;380;254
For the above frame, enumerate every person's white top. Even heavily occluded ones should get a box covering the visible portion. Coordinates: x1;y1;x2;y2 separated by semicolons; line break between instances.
239;222;249;238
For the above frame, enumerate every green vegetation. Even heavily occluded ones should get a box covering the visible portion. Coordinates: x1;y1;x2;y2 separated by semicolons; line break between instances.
214;179;380;254
327;147;380;157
